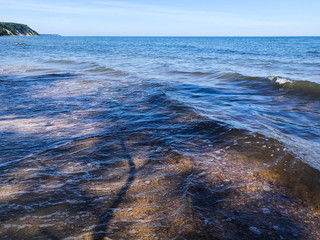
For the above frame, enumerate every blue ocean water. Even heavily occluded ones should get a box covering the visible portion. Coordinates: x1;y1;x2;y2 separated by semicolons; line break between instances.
0;36;319;238
1;37;319;164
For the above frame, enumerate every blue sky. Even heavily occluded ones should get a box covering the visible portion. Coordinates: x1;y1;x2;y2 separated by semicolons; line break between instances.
0;0;319;36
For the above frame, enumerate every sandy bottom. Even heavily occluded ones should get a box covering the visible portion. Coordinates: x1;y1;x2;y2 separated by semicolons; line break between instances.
1;144;319;240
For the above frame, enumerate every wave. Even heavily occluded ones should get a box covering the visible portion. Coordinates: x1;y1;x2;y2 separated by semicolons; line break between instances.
87;67;115;73
32;72;77;80
213;72;320;98
214;72;267;82
170;69;320;98
222;73;320;98
170;70;268;82
0;65;47;75
307;50;320;54
0;72;79;84
269;76;320;97
45;60;78;65
44;59;128;76
86;67;127;76
170;70;214;77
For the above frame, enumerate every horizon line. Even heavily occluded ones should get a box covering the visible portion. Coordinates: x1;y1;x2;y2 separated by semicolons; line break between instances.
39;35;320;37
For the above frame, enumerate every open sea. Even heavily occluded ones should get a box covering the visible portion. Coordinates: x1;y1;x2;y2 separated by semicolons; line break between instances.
0;36;319;239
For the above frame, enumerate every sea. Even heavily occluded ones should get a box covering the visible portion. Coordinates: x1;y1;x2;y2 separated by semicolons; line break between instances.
0;36;319;239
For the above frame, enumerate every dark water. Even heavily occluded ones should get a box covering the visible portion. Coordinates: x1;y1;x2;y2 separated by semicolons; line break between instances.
0;36;319;239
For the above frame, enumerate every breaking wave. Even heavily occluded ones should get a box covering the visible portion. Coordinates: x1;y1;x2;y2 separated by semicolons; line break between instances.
269;76;320;97
170;69;320;98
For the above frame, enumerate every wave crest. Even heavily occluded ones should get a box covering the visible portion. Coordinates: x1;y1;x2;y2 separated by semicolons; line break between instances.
269;76;320;97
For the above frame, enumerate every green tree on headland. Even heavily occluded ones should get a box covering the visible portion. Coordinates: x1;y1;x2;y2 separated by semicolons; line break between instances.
0;22;39;36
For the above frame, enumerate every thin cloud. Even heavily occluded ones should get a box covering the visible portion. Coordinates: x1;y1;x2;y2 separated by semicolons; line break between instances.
0;0;289;28
94;0;222;17
1;0;222;18
93;1;289;27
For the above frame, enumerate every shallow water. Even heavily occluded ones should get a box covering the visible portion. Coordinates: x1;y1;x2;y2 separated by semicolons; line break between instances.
0;36;319;239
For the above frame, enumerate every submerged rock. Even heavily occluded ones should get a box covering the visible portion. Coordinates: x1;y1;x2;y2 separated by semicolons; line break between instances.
262;207;271;215
249;226;262;235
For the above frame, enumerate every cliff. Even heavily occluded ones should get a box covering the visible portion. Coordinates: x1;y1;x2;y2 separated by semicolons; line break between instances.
0;22;39;36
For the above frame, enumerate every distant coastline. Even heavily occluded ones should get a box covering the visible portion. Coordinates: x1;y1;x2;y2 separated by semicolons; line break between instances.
40;34;61;37
0;22;39;36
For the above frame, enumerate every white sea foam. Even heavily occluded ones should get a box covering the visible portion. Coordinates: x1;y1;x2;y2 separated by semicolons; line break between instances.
268;76;293;85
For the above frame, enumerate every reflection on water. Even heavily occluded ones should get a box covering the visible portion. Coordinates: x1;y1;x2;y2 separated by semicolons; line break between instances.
0;37;320;239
